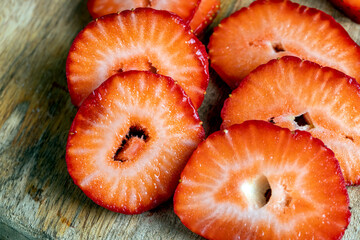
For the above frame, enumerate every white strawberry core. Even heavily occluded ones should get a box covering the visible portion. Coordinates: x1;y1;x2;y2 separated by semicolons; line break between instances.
271;112;314;131
240;174;271;209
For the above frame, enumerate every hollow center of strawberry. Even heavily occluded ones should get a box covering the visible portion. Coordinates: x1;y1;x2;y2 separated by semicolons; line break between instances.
145;0;152;7
113;60;158;75
269;112;315;131
148;61;157;74
294;112;314;130
240;174;271;209
271;42;285;53
114;126;149;162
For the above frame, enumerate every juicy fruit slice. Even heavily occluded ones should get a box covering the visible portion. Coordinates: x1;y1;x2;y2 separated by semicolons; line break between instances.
189;0;220;35
174;121;350;240
87;0;200;23
221;56;360;185
208;0;360;89
329;0;360;23
66;8;209;108
66;71;205;214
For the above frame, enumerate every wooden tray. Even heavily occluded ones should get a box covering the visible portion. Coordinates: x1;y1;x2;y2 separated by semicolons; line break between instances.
0;0;359;239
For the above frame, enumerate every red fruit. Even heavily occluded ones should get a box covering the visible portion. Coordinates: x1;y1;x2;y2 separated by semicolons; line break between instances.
66;8;209;108
87;0;200;23
208;0;360;89
190;0;220;35
329;0;360;23
66;71;205;214
221;56;360;185
174;121;350;240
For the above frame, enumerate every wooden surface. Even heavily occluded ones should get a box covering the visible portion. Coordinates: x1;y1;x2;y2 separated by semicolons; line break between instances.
1;0;360;239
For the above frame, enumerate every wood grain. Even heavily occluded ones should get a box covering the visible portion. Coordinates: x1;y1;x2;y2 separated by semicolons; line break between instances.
0;0;359;239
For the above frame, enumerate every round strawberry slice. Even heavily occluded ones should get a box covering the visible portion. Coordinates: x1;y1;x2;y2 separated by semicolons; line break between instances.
174;121;350;240
66;71;205;214
208;0;360;89
222;56;360;185
87;0;200;23
66;8;209;108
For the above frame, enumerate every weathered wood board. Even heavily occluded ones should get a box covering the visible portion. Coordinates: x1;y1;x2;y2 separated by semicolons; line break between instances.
1;0;360;239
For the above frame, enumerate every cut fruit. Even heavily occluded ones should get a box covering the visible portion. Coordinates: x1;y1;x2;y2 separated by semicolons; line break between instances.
208;0;360;89
87;0;200;23
329;0;360;23
66;71;205;214
190;0;220;35
174;121;350;240
221;56;360;185
66;8;209;108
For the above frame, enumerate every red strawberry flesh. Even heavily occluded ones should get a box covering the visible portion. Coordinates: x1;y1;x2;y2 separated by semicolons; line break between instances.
174;121;350;239
66;8;209;108
222;56;360;185
208;0;360;89
87;0;200;23
190;0;220;35
66;71;205;214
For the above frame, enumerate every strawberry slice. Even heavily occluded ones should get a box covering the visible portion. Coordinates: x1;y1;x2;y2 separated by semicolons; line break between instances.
87;0;200;23
66;71;205;214
66;8;209;108
174;121;350;240
329;0;360;23
189;0;220;35
222;56;360;185
208;0;360;89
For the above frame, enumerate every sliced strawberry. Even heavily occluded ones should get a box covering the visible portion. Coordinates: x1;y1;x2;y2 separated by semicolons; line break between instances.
87;0;200;23
66;71;205;214
208;0;360;89
329;0;360;23
174;121;350;239
189;0;220;35
222;56;360;185
66;8;209;108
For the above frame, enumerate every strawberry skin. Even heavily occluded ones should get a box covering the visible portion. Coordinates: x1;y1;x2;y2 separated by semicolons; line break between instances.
190;0;220;35
87;0;200;23
66;71;205;214
329;0;360;23
222;56;360;185
66;8;209;108
208;0;360;89
174;121;350;240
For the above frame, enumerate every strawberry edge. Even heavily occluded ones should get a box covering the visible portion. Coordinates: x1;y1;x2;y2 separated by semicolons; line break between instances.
66;70;205;214
87;0;201;24
220;55;360;186
87;0;98;19
174;120;351;239
191;0;221;35
185;0;202;24
328;0;360;23
207;0;360;89
66;7;209;108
